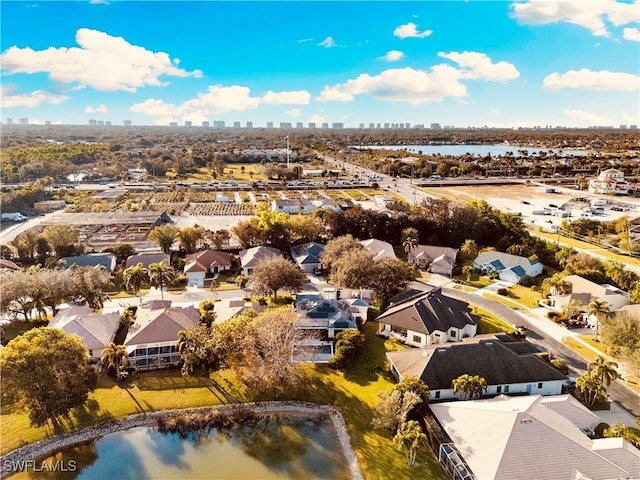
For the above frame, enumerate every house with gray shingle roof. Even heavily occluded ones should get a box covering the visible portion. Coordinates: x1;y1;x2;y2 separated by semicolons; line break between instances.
61;253;117;272
125;300;200;370
376;288;478;347
125;252;170;269
49;305;120;361
473;251;543;284
408;245;458;276
291;242;324;273
387;333;566;401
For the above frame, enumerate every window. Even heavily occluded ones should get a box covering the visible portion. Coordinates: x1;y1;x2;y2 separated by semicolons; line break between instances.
434;391;440;399
538;382;543;389
88;350;93;357
497;386;502;394
449;330;456;338
391;325;407;336
412;334;421;344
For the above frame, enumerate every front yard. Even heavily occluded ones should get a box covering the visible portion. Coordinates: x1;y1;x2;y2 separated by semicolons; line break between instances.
0;323;447;479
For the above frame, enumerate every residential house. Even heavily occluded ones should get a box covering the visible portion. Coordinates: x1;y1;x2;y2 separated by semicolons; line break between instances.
550;274;630;321
60;253;117;272
239;246;282;275
473;251;543;284
408;245;458;277
271;199;316;214
125;300;200;370
0;259;21;272
588;168;630;195
387;333;566;401
291;242;324;273
183;250;232;288
376;288;478;347
294;288;367;362
431;394;640;480
49;305;120;362
125;252;171;269
360;238;397;262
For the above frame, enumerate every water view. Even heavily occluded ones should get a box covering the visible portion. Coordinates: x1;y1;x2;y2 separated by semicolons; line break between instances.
10;418;350;480
357;144;587;157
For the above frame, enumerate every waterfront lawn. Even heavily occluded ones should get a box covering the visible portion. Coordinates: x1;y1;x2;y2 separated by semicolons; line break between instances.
0;324;447;479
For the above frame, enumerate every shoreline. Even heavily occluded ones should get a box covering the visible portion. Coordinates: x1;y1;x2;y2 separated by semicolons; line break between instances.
0;401;363;480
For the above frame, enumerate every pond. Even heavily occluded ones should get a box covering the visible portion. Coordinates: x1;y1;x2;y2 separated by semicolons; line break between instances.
9;416;351;480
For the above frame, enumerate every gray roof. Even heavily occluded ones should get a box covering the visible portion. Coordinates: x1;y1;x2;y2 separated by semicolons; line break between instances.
291;242;325;266
387;335;566;390
42;211;170;226
474;250;542;272
125;252;170;269
49;305;120;352
239;246;282;269
410;245;458;263
376;289;478;335
125;302;200;346
61;253;116;272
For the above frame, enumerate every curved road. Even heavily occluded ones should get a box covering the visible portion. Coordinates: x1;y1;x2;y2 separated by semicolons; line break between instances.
442;286;640;417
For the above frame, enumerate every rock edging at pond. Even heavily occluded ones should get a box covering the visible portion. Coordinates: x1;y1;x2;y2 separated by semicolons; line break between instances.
0;401;363;480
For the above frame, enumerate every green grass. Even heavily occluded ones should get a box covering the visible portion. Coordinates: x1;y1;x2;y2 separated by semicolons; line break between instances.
0;323;447;480
483;292;529;311
578;335;609;355
563;337;599;362
474;307;516;334
507;285;542;309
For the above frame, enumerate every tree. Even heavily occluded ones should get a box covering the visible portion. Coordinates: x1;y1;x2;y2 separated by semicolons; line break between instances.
176;325;220;377
123;262;149;302
330;328;365;369
372;389;422;432
393;420;427;467
72;266;112;309
394;375;430;405
286;215;325;244
11;230;39;261
42;225;81;258
588;356;620;387
401;227;419;259
462;265;474;282
148;225;180;253
248;256;307;300
575;371;605;408
148;259;176;301
330;249;375;289
541;272;570;297
600;311;640;367
452;374;487;400
460;239;479;259
0;328;97;426
102;243;136;265
207;229;231;249
604;423;639;448
199;299;217;328
179;225;205;254
369;257;416;307
587;299;610;342
102;342;127;379
321;234;365;272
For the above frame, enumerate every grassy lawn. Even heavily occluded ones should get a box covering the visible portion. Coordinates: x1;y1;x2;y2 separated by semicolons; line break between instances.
507;285;542;309
474;307;516;334
563;337;600;362
483;292;529;311
453;270;492;289
0;323;447;479
578;335;609;355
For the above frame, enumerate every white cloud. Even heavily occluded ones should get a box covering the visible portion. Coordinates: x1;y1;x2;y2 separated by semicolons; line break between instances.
317;66;467;105
543;68;639;90
84;104;108;114
262;90;311;105
0;85;69;108
438;51;520;81
563;108;610;124
308;114;326;124
393;22;432;39
286;108;302;117
0;28;202;92
511;0;640;37
297;38;313;44
318;36;336;48
623;27;640;41
380;50;404;62
130;85;311;124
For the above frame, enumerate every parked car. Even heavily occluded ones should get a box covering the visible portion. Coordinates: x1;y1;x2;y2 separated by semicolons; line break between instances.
520;200;530;205
313;268;322;276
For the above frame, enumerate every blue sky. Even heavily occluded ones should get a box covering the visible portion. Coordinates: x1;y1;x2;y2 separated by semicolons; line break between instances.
1;1;639;128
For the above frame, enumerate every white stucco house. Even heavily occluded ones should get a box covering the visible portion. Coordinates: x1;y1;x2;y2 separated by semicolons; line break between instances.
360;238;396;262
183;250;232;288
375;288;478;347
387;333;566;401
473;251;543;284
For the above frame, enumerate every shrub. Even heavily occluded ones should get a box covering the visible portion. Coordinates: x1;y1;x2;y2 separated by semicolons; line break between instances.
497;287;509;296
329;329;365;370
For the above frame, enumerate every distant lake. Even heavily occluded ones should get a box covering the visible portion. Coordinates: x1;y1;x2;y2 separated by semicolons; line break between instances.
355;144;587;157
10;418;350;480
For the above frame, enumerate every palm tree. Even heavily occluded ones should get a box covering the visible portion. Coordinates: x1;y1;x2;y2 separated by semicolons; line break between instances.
402;235;418;259
460;239;478;259
148;225;180;254
587;299;610;342
393;420;426;467
462;265;474;282
588;356;620;387
148;259;175;301
452;374;487;400
123;262;149;303
102;342;127;379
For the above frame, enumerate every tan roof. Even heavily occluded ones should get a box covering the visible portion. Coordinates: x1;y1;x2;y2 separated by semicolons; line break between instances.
564;275;619;298
430;395;640;480
410;245;458;263
0;259;21;271
239;246;282;269
49;305;120;352
184;250;232;273
125;301;200;346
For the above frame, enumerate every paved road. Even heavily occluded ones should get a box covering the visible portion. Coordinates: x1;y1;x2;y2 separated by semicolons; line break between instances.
442;286;640;417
